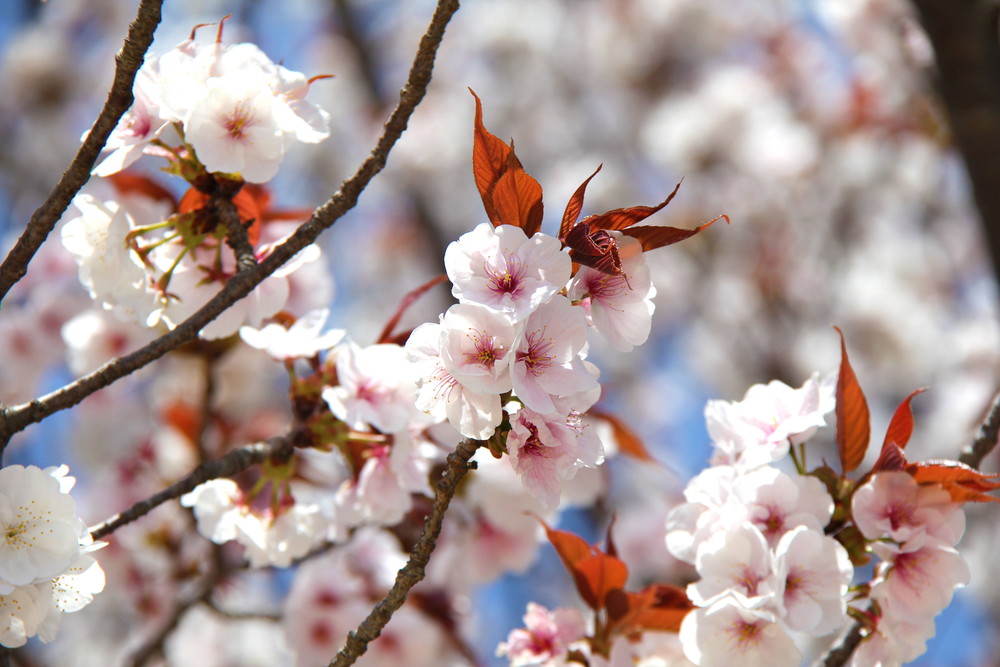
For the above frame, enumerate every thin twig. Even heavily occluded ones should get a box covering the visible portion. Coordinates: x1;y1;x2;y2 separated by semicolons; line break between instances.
127;557;223;667
214;191;258;273
89;436;293;541
813;618;865;667
959;391;1000;469
328;437;480;667
204;597;282;622
0;0;461;449
0;0;163;303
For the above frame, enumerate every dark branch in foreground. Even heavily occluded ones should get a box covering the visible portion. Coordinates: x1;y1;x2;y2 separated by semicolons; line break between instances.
89;436;293;541
0;0;163;303
328;438;481;667
814;617;865;667
0;0;461;449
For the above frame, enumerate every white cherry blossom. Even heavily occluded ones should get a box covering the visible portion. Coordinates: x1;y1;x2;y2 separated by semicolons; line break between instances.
870;540;970;622
439;302;517;395
733;466;833;547
679;598;801;667
445;223;570;323
322;341;418;434
686;524;778;609
772;526;852;635
239;308;345;361
852;471;965;551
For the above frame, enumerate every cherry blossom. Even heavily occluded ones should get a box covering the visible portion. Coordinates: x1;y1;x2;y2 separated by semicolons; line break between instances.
439;302;517;394
733;466;833;547
511;295;598;414
406;321;503;439
497;602;587;667
678;597;801;667
0;585;41;648
705;372;835;470
851;471;965;551
686;524;778;609
0;465;87;592
445;223;570;323
567;233;656;352
506;407;605;510
870;541;970;622
322;341;419;434
771;526;852;635
239;308;345;361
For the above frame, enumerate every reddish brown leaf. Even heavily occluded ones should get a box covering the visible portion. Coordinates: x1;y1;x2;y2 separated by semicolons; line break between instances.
606;584;693;634
564;224;623;276
470;89;511;226
622;214;730;252
559;164;602;240
377;274;448;344
883;388;926;451
582;181;682;232
907;460;1000;503
573;552;629;610
491;150;544;236
834;326;871;474
539;519;595;572
589;408;656;462
872;441;909;473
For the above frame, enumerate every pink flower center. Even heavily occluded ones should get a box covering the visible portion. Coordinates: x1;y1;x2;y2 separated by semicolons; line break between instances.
465;329;506;369
484;252;526;297
757;505;786;541
737;565;763;596
884;502;914;531
585;272;628;303
517;327;555;376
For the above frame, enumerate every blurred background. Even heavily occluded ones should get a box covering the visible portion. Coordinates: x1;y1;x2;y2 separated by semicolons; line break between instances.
1;0;999;664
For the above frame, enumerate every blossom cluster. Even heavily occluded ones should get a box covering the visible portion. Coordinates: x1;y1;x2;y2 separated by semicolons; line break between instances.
0;465;104;648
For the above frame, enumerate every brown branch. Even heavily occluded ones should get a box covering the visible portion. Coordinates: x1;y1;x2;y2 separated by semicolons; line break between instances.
0;0;461;449
328;437;480;667
0;0;163;303
127;555;223;667
89;436;293;541
214;190;257;274
908;0;1000;291
813;618;865;667
959;391;1000;468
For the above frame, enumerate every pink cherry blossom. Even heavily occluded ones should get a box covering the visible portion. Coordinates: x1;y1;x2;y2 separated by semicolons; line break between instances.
405;321;503;439
679;598;801;667
506;407;604;511
665;465;744;564
851;471;965;551
512;295;598;414
733;466;833;547
706;371;834;470
445;223;570;323
497;602;587;667
686;524;778;609
772;526;852;635
322;342;418;434
567;233;656;352
439;302;517;394
871;541;970;621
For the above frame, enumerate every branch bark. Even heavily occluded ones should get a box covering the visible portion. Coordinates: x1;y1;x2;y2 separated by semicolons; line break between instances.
0;0;163;303
908;0;1000;289
89;436;294;541
0;0;461;449
328;437;480;667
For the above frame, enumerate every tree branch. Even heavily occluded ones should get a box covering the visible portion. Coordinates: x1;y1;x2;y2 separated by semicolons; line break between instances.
908;0;1000;290
214;190;257;274
0;0;461;448
328;437;480;667
813;617;865;667
0;0;163;303
959;391;1000;468
89;435;294;541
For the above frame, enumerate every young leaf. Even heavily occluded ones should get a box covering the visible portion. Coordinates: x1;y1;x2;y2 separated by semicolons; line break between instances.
469;89;511;226
834;326;871;474
563;224;623;276
539;519;595;572
376;274;448;344
882;388;927;451
907;460;1000;503
622;213;729;252
559;164;602;240
606;584;693;634
572;552;629;610
871;441;909;473
588;407;656;463
491;149;544;236
581;181;682;232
